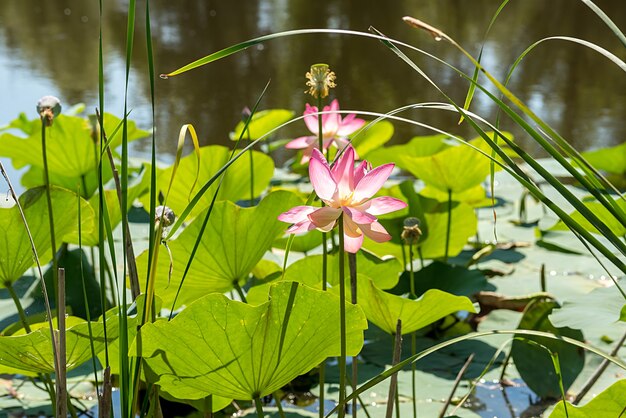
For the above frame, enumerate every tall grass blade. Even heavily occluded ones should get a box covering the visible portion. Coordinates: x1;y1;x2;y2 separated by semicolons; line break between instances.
580;0;626;48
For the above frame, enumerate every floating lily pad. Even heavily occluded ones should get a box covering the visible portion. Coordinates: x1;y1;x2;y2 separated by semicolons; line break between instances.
549;285;625;330
135;191;301;306
511;298;585;399
139;281;368;400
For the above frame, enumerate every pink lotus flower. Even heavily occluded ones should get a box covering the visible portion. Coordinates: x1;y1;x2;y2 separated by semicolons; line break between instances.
285;99;366;163
278;145;407;253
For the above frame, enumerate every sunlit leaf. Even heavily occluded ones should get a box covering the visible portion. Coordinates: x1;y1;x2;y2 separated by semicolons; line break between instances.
403;137;502;193
135;191;301;306
142;145;274;220
139;281;368;400
581;142;626;175
247;250;402;305
549;198;626;236
549;379;626;417
365;134;449;169
351;120;394;158
355;277;475;335
0;186;94;285
0;316;115;376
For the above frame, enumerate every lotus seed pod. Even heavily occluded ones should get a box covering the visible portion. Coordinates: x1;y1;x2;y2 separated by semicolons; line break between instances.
37;96;62;126
155;205;176;227
305;63;336;98
401;217;422;244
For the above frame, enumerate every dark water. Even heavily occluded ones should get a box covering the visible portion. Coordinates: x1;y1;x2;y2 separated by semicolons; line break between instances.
1;0;625;164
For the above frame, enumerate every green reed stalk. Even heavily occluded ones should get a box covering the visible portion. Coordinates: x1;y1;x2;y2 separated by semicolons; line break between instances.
338;215;347;418
40;118;58;308
121;0;136;415
77;188;100;402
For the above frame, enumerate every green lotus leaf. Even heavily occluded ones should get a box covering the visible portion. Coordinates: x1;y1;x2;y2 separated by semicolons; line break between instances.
0;113;147;181
231;109;295;140
402;137;502;193
0;316;115;375
143;145;274;219
139;281;368;400
354;277;475;335
391;261;493;298
581;142;626;175
71;165;150;246
0;186;94;285
420;184;492;208
549;285;625;330
351;120;394;158
549;198;626;237
273;230;324;253
136;190;301;306
511;298;585;399
549;379;626;417
364;182;477;260
365;134;450;169
247;250;402;305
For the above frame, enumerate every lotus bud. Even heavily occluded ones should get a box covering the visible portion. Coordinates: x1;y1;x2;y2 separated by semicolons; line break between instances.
305;63;336;98
401;217;422;245
155;205;176;228
241;106;252;123
37;96;62;127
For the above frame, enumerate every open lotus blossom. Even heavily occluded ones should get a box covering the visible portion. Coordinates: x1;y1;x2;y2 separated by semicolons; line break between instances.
285;99;366;163
278;145;407;253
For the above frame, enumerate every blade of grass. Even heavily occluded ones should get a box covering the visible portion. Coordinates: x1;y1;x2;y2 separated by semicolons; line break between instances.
367;27;626;271
121;0;136;415
579;0;626;48
458;0;510;124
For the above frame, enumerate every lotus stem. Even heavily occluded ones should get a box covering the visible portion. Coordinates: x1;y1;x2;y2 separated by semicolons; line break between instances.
254;396;265;418
444;189;452;262
338;215;347;418
203;395;213;418
385;320;402;418
348;252;358;418
408;243;417;418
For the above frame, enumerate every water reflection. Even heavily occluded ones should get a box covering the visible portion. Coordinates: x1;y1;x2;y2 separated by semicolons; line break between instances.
0;0;624;162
